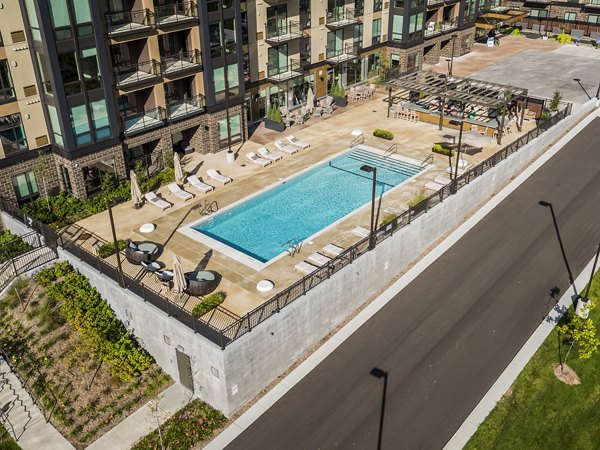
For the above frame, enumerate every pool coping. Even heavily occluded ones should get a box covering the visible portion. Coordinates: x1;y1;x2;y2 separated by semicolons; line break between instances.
178;144;431;271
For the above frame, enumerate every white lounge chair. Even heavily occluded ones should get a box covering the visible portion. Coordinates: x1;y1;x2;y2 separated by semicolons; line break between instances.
207;169;232;185
187;175;214;194
274;140;299;154
246;152;272;167
322;244;344;257
434;176;452;185
295;261;318;275
425;181;445;191
257;146;282;162
144;192;171;211
287;135;310;149
308;252;331;267
446;167;466;177
457;159;469;170
167;182;194;201
352;226;370;238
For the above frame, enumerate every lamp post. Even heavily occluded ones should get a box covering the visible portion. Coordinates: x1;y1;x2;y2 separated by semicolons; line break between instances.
449;34;457;76
438;74;448;131
360;164;377;251
576;241;600;318
370;367;388;450
107;198;125;288
538;201;575;286
449;107;465;194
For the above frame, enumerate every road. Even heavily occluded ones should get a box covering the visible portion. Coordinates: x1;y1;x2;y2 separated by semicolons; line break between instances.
226;118;600;450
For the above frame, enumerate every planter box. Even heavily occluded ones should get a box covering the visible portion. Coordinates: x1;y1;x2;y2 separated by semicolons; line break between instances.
264;119;285;132
333;96;347;107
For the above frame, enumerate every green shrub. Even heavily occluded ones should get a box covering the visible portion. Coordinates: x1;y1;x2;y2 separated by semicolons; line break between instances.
557;33;572;44
266;105;283;123
549;90;562;112
96;240;129;259
0;422;22;450
431;144;454;157
373;129;394;140
192;292;226;317
540;111;551;121
0;230;33;262
381;214;397;226
409;192;427;207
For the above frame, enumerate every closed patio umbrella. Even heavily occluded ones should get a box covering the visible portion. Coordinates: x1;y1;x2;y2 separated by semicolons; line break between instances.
174;152;185;185
306;87;314;113
172;254;187;294
130;170;142;207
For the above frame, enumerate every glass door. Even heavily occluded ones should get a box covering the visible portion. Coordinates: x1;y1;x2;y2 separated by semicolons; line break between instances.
268;44;288;77
267;5;287;37
327;29;343;58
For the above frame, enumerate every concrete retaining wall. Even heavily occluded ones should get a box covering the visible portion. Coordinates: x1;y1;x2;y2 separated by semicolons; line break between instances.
1;99;595;416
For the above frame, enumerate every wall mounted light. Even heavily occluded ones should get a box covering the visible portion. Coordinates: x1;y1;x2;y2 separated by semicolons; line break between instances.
11;61;17;67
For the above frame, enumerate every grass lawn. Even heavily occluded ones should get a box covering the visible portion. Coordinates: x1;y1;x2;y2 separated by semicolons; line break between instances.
0;423;21;450
465;272;600;450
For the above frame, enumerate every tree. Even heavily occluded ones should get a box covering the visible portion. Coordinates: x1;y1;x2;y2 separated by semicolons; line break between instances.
549;90;562;113
556;303;600;371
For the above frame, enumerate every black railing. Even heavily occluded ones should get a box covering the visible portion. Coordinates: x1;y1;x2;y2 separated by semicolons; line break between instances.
167;94;206;120
114;59;161;89
326;42;360;61
0;246;57;293
105;9;154;36
123;106;166;136
266;20;303;41
161;49;202;75
0;103;573;348
326;7;360;25
267;59;306;80
154;1;198;25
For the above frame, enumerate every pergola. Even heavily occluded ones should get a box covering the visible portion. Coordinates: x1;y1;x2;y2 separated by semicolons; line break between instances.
386;70;529;144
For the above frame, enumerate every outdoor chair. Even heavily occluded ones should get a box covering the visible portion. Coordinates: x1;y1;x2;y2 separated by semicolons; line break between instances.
308;252;331;267
352;226;370;238
125;241;159;265
313;106;322;118
167;182;194;202
144;192;172;211
207;169;232;185
322;244;344;257
294;261;318;275
287;135;310;149
246;152;272;167
257;146;282;161
187;175;214;194
274;140;299;154
425;181;445;191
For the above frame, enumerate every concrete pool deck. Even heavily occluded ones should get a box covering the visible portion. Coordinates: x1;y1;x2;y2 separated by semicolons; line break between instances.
74;42;549;321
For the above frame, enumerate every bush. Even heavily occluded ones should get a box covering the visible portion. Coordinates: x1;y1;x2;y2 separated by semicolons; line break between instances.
96;240;129;259
409;192;427;207
549;90;562;112
0;230;33;262
373;129;394;140
557;33;572;44
432;144;454;157
266;105;282;123
192;292;226;317
540;111;551;121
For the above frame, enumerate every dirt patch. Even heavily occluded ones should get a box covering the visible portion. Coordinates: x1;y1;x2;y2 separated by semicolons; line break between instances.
554;364;581;385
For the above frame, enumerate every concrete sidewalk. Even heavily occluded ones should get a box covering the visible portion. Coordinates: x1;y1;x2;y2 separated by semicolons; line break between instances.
86;383;193;450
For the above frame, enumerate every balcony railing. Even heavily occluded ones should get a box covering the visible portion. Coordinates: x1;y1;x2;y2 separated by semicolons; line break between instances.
123;107;165;136
326;7;361;27
161;50;202;77
265;20;304;43
326;42;359;63
167;95;206;121
114;59;161;89
106;9;154;38
0;87;16;104
155;2;198;27
424;19;459;37
427;0;446;6
583;0;600;8
266;59;306;83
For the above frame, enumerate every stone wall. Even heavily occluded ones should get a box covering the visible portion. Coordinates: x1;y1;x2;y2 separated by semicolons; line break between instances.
0;152;61;204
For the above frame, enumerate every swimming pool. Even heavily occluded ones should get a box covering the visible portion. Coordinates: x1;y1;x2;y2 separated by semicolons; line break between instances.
180;146;423;269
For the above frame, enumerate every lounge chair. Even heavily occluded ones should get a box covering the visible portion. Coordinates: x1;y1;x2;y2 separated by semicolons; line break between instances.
207;169;232;185
246;152;272;167
425;181;445;191
144;192;171;211
352;226;370;238
167;182;194;202
274;140;299;154
308;252;331;267
287;135;310;149
434;176;452;185
187;175;214;194
295;261;318;275
384;207;401;215
446;167;466;177
322;243;344;257
257;146;282;162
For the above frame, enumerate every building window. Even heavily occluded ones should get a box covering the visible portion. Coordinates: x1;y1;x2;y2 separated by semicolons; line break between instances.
59;52;81;95
0;60;15;103
589;15;600;24
49;0;72;40
91;100;110;141
47;105;64;147
209;20;237;58
80;48;102;91
392;15;404;42
408;12;424;40
374;0;383;12
529;9;548;18
218;115;242;145
407;51;421;71
354;24;363;45
564;12;577;21
13;172;39;204
24;0;42;40
391;54;401;67
70;104;92;146
372;19;382;45
0;113;27;155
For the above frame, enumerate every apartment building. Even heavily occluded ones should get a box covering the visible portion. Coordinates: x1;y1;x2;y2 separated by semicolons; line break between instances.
0;0;480;205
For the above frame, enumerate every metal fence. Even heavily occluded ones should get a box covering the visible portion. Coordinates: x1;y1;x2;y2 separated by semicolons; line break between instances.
0;103;572;348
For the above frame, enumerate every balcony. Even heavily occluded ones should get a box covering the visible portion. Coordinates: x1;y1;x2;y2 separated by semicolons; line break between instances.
266;59;306;83
154;2;198;28
0;86;15;104
426;0;446;8
583;0;600;9
424;20;459;38
114;60;161;90
161;50;202;78
167;95;206;121
265;21;305;44
326;8;361;28
325;42;359;64
123;107;166;137
106;9;154;38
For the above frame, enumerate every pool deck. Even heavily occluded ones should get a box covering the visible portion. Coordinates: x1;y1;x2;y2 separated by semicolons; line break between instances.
75;51;540;321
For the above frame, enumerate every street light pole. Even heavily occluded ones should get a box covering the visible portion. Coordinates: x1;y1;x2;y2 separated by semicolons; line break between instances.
438;74;448;131
449;107;466;194
539;201;575;286
449;35;457;76
107;198;125;288
360;165;377;251
370;367;388;450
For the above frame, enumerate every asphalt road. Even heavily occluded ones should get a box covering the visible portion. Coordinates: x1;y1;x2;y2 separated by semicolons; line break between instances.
226;118;600;450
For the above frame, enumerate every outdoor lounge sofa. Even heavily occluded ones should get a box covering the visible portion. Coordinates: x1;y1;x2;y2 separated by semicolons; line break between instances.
167;183;194;201
257;147;282;161
207;169;232;185
294;261;318;275
425;181;445;191
307;252;331;267
144;192;172;211
322;244;344;257
125;241;159;265
287;135;310;149
246;152;272;167
187;175;214;194
274;140;299;154
352;226;370;238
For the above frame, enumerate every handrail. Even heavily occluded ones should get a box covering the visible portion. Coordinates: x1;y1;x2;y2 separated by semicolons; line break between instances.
350;133;365;148
384;143;397;158
420;154;434;167
282;238;302;257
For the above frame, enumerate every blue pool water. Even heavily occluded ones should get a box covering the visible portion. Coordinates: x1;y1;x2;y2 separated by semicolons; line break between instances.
192;147;422;263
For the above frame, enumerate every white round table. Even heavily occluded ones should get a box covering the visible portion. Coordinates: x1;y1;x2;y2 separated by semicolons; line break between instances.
351;129;363;137
256;280;274;292
139;223;156;233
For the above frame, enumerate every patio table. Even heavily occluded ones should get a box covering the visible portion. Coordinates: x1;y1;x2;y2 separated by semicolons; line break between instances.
184;270;219;296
